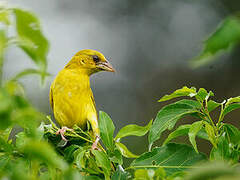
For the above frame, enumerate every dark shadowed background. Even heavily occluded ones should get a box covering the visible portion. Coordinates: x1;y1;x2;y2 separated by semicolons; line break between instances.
4;0;240;156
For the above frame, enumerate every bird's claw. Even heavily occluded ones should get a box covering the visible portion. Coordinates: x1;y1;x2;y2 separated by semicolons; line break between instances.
56;126;72;142
91;135;100;150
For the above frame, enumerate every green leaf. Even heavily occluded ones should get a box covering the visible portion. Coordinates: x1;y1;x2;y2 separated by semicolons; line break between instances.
175;99;202;108
111;167;129;180
204;122;217;148
207;100;221;112
134;169;154;180
223;103;240;117
0;112;11;130
0;29;7;66
154;167;166;179
210;134;230;161
225;96;240;106
195;88;214;104
108;148;123;165
21;140;67;170
64;145;80;163
0;89;13;130
74;148;86;170
131;143;206;175
13;8;49;81
223;123;240;145
196;129;209;141
163;124;191;145
222;96;240;118
148;99;201;147
0;9;10;25
84;176;102;180
61;168;85;180
84;153;103;175
5;159;32;180
163;125;209;145
92;150;111;178
0;154;10;171
0;128;11;142
188;121;203;153
99;111;115;151
190;16;240;68
15;131;27;149
168;171;186;179
185;162;240;180
195;88;208;103
115;142;139;158
11;68;50;81
4;81;24;96
0;137;13;153
158;86;196;102
115;120;152;140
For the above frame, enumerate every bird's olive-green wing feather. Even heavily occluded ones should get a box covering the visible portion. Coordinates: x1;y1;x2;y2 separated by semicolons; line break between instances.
90;90;97;112
49;85;54;111
88;90;99;135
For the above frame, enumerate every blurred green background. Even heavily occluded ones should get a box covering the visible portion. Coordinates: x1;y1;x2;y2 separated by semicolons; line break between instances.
4;0;240;155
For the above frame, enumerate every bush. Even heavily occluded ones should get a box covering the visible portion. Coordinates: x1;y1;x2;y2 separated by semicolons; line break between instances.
0;3;240;180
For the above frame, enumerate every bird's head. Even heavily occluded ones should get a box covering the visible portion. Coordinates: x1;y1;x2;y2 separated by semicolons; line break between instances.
65;49;115;75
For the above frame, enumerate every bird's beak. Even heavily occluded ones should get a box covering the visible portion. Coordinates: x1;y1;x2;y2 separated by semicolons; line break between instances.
97;60;115;72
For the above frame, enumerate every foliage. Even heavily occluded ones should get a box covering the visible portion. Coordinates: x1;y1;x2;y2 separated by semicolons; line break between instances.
0;2;49;83
190;14;240;67
0;3;240;180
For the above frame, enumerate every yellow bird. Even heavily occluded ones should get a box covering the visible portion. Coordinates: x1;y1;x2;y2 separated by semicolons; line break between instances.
49;49;115;149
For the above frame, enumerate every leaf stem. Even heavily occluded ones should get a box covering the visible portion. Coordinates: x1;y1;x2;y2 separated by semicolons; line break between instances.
46;116;94;143
205;104;214;126
148;143;153;152
125;165;201;170
217;102;224;127
73;125;93;140
65;131;93;143
46;116;58;130
203;99;218;136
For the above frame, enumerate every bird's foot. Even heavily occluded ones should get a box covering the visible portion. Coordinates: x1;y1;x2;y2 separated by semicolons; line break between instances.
91;135;100;150
56;126;72;142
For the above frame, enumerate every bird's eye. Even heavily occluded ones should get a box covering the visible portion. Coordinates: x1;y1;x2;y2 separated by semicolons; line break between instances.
92;55;100;63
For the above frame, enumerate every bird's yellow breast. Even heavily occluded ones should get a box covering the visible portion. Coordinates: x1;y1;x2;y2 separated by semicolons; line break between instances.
50;69;97;129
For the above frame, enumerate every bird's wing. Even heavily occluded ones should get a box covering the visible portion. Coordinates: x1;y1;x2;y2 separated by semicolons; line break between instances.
90;90;97;112
88;90;100;136
49;85;54;111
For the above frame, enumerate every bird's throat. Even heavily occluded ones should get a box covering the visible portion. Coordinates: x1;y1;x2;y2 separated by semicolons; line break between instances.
71;69;91;89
